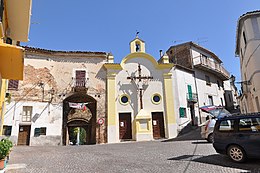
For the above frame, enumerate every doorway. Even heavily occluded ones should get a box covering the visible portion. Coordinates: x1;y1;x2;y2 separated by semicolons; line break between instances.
119;113;132;140
190;104;196;126
68;126;88;145
17;125;31;145
152;112;165;139
62;93;97;145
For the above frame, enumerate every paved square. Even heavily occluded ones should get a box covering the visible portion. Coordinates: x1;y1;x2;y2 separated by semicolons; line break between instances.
5;140;260;173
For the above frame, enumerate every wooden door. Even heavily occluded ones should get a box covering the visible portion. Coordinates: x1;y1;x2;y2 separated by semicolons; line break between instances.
119;113;132;140
152;112;165;139
18;126;31;145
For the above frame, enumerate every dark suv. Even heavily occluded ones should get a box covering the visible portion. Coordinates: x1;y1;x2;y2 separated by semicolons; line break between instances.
213;113;260;162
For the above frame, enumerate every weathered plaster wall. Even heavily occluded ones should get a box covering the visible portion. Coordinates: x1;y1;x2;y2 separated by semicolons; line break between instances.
5;50;107;145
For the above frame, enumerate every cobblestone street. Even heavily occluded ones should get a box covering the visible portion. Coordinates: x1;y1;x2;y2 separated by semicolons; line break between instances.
5;139;260;173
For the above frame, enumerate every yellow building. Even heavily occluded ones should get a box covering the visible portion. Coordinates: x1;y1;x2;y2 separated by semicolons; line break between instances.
0;0;32;135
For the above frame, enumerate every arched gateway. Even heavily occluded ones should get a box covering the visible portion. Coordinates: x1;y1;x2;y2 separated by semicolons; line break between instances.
62;93;97;145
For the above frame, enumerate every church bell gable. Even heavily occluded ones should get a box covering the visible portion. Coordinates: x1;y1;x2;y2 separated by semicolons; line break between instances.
130;35;146;53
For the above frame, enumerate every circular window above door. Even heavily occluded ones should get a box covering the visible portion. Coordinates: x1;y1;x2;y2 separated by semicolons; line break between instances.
120;94;130;105
151;94;161;105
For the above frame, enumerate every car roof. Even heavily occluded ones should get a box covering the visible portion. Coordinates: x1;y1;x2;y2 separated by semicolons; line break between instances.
218;112;260;120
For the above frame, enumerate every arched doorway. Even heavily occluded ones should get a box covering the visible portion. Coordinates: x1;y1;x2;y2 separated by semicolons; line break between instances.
62;93;97;145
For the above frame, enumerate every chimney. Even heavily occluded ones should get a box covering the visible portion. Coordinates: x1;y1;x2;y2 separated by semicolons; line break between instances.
159;50;163;58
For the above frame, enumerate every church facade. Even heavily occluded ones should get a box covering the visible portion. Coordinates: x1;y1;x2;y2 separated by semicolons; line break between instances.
104;37;178;143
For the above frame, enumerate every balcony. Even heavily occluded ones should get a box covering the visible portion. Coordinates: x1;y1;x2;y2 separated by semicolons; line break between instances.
72;78;89;92
193;56;230;80
187;93;198;103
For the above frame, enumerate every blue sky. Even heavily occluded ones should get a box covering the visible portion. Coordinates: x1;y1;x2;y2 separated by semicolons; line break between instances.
24;0;260;88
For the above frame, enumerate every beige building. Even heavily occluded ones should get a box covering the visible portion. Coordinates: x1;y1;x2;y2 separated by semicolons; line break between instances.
4;47;108;146
236;11;260;113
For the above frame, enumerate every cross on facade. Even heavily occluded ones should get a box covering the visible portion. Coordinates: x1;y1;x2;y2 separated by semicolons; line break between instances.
127;64;153;110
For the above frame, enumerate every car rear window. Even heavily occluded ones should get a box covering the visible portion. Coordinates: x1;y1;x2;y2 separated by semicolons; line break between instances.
219;119;235;132
239;118;260;132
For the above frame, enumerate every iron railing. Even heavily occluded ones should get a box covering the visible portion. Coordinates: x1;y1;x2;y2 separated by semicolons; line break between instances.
186;93;198;102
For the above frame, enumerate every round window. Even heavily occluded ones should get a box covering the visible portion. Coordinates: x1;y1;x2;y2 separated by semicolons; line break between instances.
152;94;161;104
120;95;129;105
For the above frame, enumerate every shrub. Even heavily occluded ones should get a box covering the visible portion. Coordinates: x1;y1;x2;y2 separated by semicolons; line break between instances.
0;138;13;160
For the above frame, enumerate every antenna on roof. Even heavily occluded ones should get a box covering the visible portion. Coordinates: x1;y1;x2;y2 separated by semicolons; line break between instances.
197;37;208;45
172;40;182;45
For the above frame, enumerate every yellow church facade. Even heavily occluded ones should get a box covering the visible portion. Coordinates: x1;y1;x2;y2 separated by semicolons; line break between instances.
104;37;177;143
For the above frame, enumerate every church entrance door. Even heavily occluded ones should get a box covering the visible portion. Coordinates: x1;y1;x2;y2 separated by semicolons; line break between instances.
119;113;132;140
152;112;165;139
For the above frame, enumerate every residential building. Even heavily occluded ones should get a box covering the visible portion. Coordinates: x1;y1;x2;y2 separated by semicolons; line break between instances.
235;10;260;113
224;75;240;113
0;0;32;136
165;42;230;126
4;47;107;145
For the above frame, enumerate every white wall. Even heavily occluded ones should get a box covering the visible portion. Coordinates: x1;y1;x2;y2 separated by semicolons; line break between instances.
194;69;225;107
4;101;62;145
115;57;165;135
172;67;200;129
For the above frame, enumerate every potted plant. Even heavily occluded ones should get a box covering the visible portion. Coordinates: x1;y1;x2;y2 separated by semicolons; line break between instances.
0;138;13;170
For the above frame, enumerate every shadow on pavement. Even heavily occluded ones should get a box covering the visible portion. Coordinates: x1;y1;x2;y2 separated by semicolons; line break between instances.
168;154;260;172
162;125;203;142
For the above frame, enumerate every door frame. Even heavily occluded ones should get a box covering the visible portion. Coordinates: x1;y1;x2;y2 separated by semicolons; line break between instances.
17;125;31;146
152;112;165;139
119;113;132;140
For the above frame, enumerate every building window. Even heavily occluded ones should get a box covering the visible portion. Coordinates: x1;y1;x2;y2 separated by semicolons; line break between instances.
240;48;244;60
243;31;247;45
2;126;12;136
34;127;47;137
151;94;161;105
0;0;3;22
75;70;86;87
217;80;220;89
179;107;187;118
22;106;32;122
255;97;260;112
205;75;211;85
119;94;130;105
208;95;214;105
8;80;19;90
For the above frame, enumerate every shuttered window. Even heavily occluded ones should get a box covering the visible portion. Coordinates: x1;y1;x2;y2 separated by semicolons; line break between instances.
75;70;86;87
179;107;187;118
8;80;19;90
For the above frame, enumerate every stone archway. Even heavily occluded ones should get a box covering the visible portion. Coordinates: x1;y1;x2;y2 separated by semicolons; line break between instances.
62;93;97;145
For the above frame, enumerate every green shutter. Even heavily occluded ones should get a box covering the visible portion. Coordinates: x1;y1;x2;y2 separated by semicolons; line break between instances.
179;107;185;118
188;85;192;99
